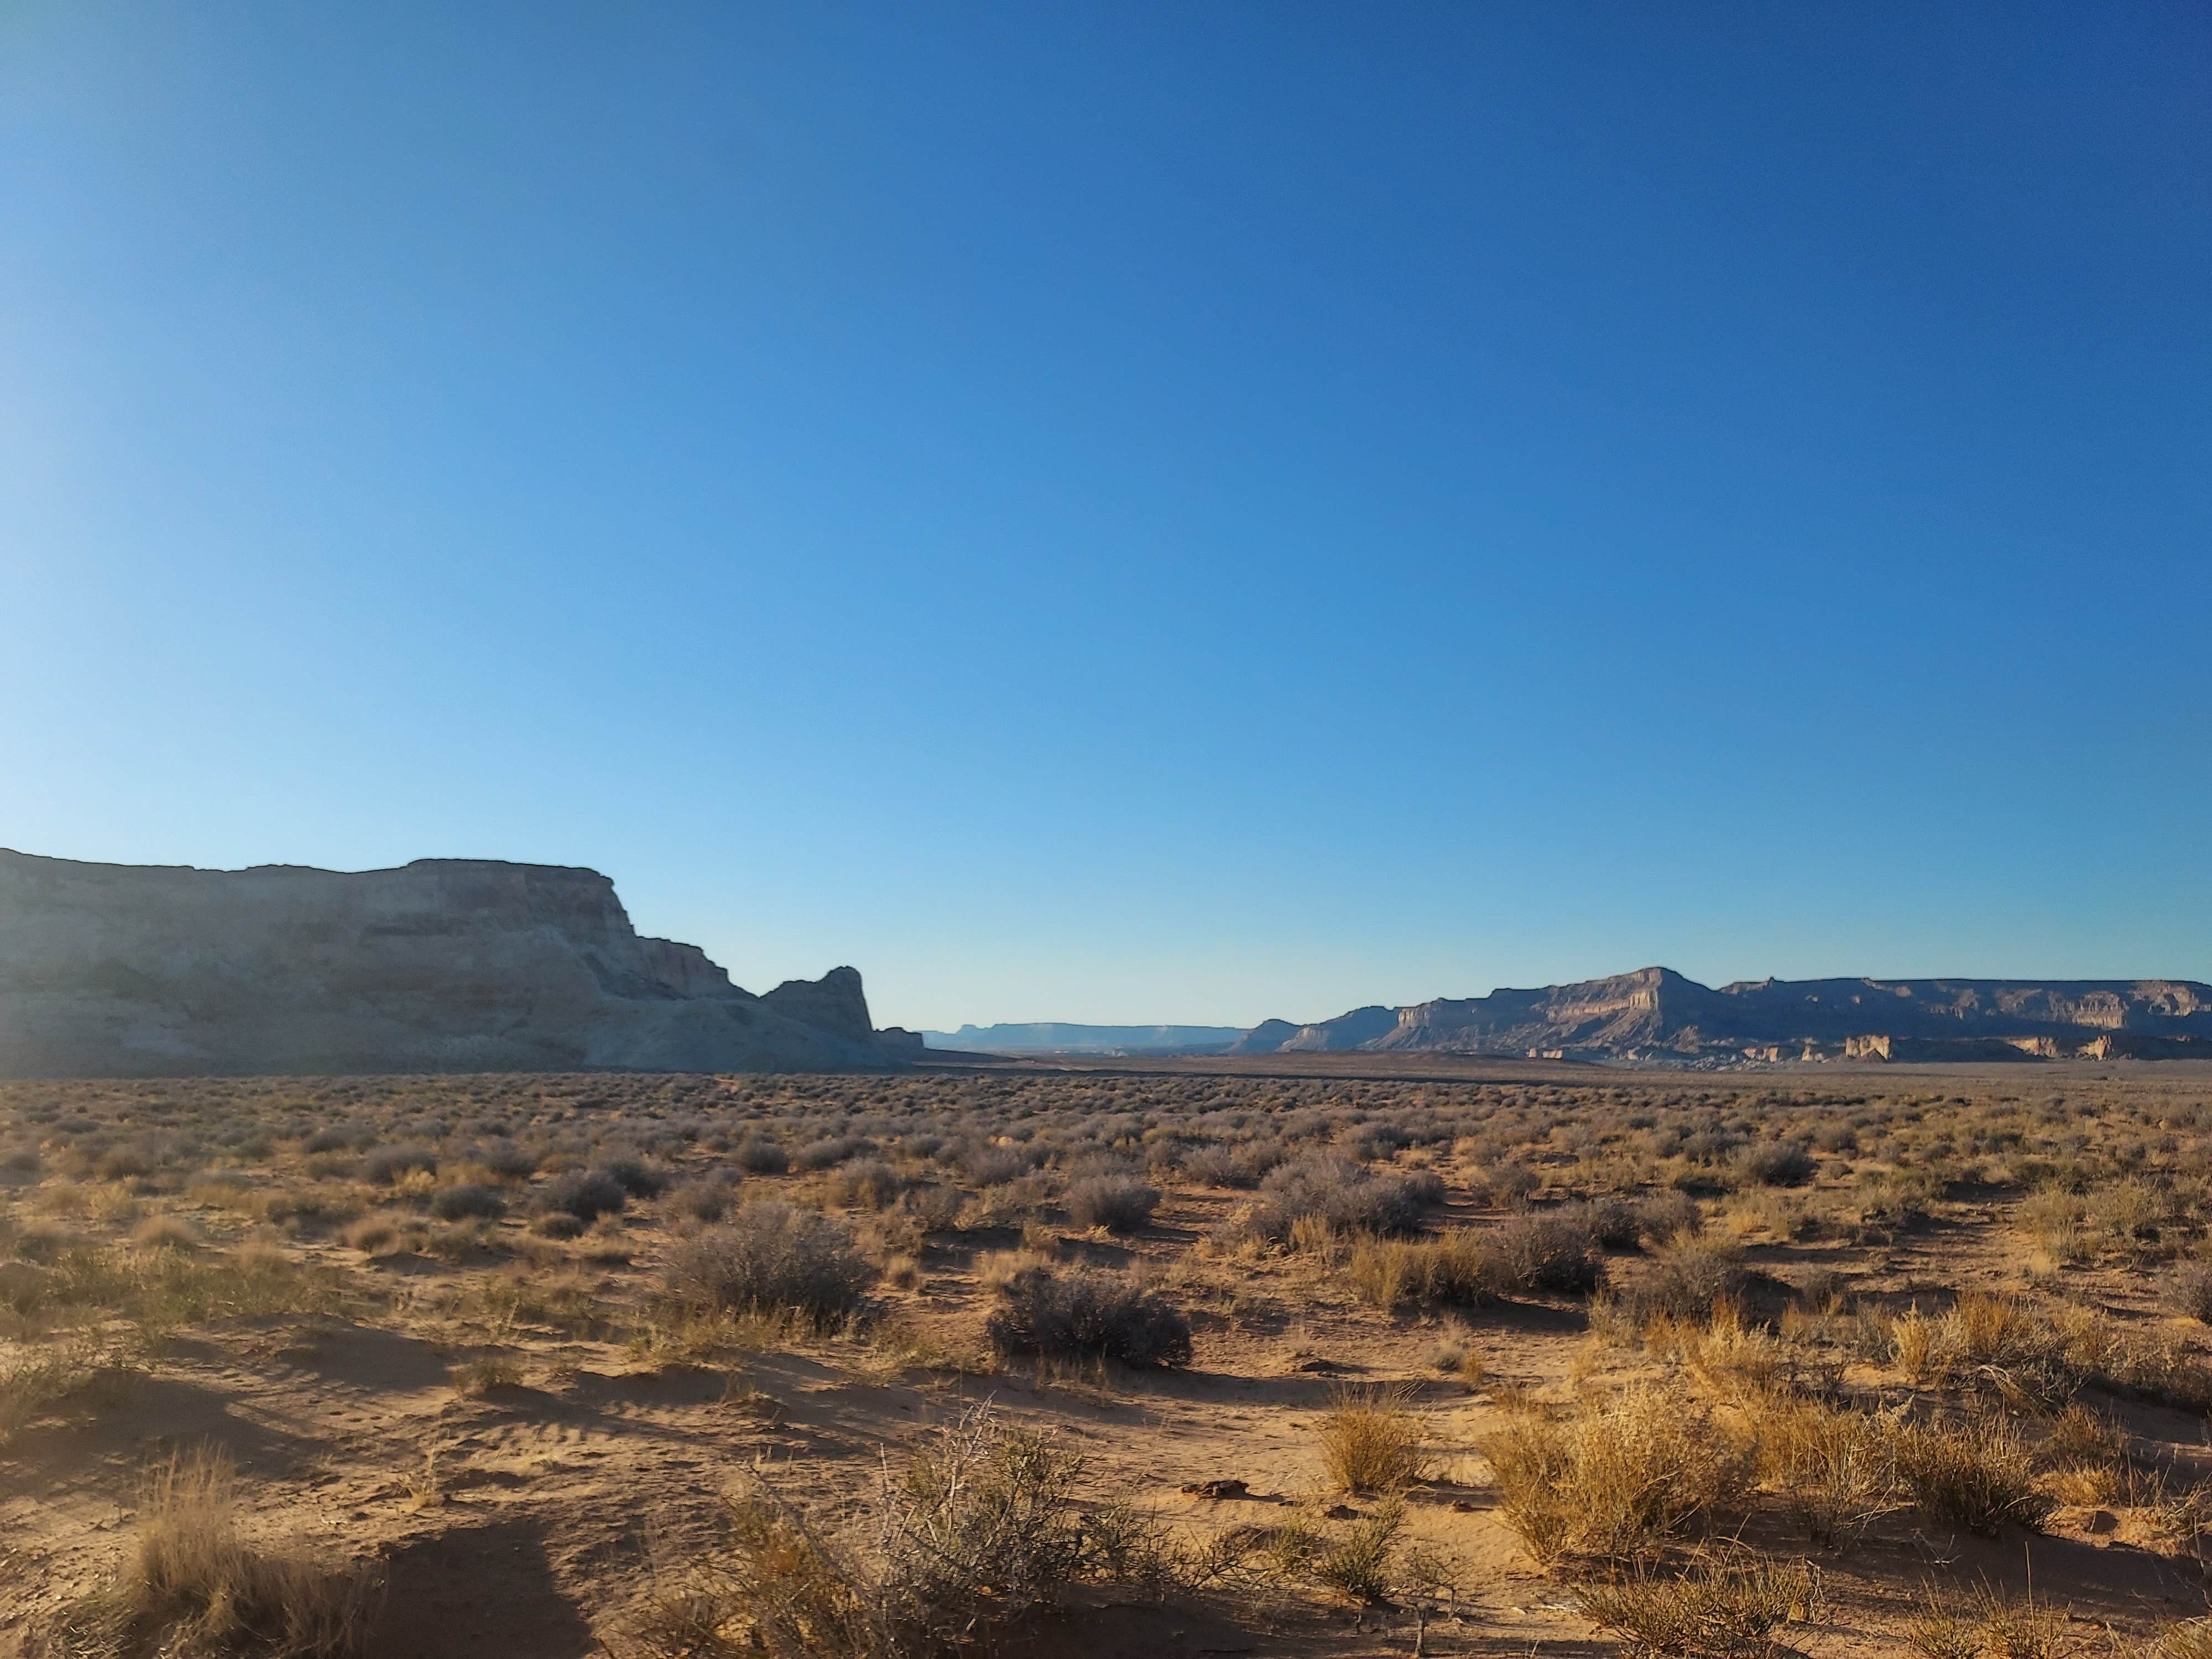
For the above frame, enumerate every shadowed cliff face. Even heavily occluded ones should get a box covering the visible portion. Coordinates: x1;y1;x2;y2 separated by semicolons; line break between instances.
0;851;902;1077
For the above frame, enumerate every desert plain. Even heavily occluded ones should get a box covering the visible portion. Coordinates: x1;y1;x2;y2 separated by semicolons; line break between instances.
7;1058;2212;1658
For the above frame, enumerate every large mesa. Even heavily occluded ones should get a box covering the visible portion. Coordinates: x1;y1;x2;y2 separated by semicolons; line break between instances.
0;849;914;1077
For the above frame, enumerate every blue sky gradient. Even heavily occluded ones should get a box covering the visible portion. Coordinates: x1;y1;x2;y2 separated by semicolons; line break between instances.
4;3;2207;1029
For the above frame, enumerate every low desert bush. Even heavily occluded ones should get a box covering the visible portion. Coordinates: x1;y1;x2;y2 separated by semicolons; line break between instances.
1608;1236;1749;1328
827;1159;903;1211
1906;1586;2071;1659
660;1203;872;1327
1734;1140;1817;1188
1481;1384;1750;1563
2144;1622;2212;1659
1063;1176;1159;1234
471;1138;537;1180
1234;1156;1441;1245
41;1446;380;1657
359;1144;437;1186
538;1168;627;1224
448;1354;523;1396
792;1136;868;1172
1488;1211;1608;1296
667;1177;734;1224
985;1266;1191;1367
899;1183;962;1233
1180;1142;1283;1189
730;1135;790;1175
957;1144;1033;1187
1308;1498;1406;1604
2171;1260;2212;1324
2;1339;122;1443
1318;1386;1426;1493
427;1183;504;1223
597;1155;669;1198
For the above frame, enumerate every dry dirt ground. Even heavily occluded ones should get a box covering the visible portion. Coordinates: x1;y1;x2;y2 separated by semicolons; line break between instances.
6;1062;2212;1657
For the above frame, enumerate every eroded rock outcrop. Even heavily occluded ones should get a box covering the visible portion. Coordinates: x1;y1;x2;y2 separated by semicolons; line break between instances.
1238;967;2212;1065
0;850;912;1077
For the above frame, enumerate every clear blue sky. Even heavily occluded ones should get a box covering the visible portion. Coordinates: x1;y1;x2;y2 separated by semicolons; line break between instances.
4;4;2207;1031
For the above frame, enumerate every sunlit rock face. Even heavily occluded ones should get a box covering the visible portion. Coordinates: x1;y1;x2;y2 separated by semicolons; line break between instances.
0;850;905;1077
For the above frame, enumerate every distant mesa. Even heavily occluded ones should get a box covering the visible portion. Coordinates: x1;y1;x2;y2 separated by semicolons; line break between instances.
1233;966;2212;1066
921;1022;1245;1057
0;849;919;1078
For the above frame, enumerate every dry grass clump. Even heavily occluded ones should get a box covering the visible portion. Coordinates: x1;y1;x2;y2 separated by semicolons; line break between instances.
659;1202;872;1327
2142;1621;2212;1659
129;1214;199;1253
1317;1385;1426;1493
624;1406;1175;1658
1885;1411;2051;1536
1482;1384;1749;1563
984;1265;1191;1366
1749;1396;1899;1545
1905;1587;2070;1659
1251;1498;1410;1604
39;1446;379;1657
340;1215;403;1256
1575;1556;1821;1659
1345;1232;1491;1311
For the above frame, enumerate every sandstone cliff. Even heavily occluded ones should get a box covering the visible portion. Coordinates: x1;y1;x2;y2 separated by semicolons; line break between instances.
0;851;911;1077
1237;967;2212;1065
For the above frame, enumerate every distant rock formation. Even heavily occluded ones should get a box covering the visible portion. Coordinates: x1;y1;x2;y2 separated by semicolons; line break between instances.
1236;967;2212;1065
921;1022;1245;1056
0;850;915;1077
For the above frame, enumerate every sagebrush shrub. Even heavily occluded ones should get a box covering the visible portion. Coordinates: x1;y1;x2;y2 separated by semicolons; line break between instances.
1238;1156;1440;1243
1736;1140;1817;1187
660;1202;872;1324
828;1159;903;1211
2171;1260;2212;1324
731;1135;790;1175
1488;1212;1607;1296
1063;1176;1159;1234
429;1183;504;1222
360;1144;437;1186
538;1168;627;1223
985;1266;1191;1366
